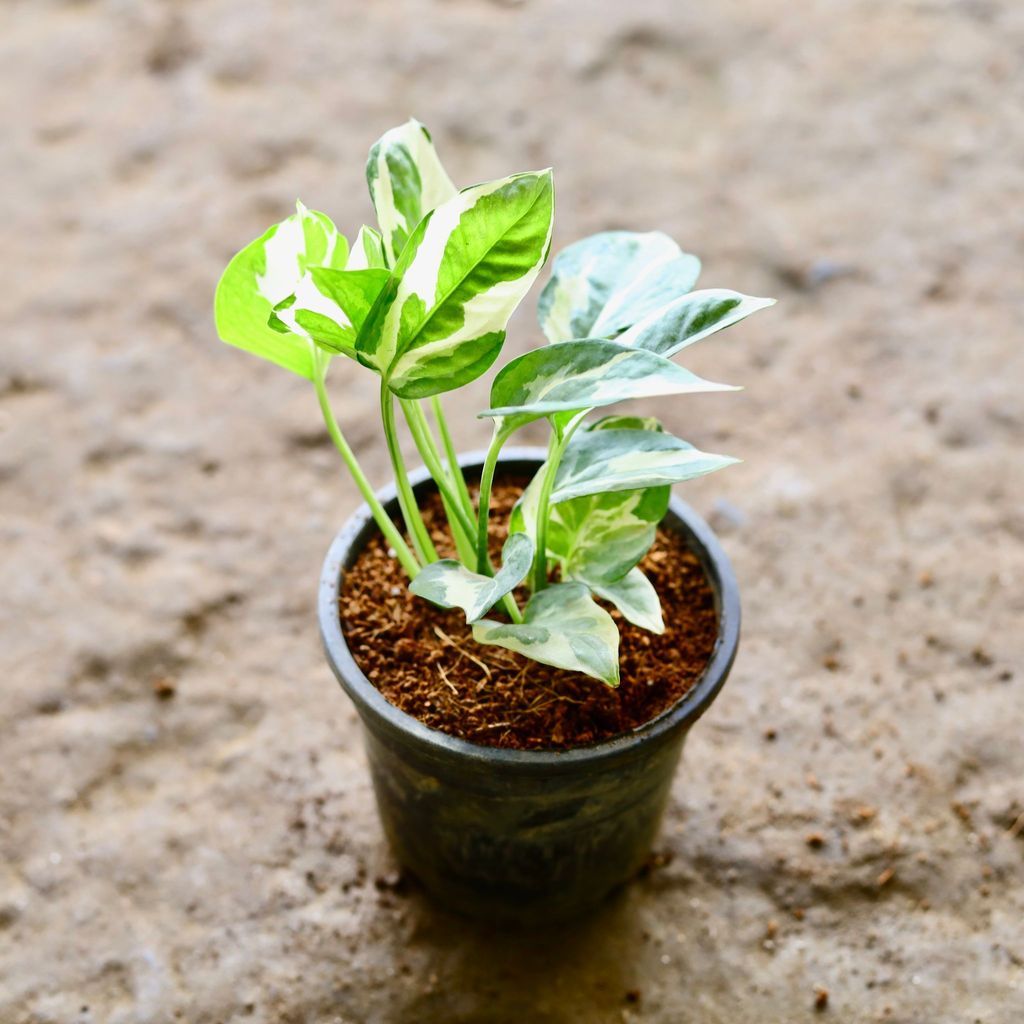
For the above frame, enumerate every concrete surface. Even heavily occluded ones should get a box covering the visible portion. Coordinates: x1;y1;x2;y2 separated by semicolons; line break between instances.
1;0;1022;1021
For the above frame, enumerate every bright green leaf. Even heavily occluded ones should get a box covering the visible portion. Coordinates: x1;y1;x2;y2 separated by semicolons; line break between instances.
274;267;390;358
214;202;348;379
473;582;620;686
348;225;387;271
357;170;555;399
409;532;533;622
366;119;458;265
617;289;776;358
538;230;700;343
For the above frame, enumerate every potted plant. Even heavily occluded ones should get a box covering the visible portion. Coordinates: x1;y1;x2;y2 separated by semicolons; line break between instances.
214;120;774;922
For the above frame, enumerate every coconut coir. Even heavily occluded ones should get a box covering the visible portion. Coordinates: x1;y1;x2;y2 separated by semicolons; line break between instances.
340;480;719;751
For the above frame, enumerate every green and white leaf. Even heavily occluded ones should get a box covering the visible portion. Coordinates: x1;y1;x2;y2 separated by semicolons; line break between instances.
473;583;620;686
214;202;348;379
512;418;669;584
409;532;534;623
617;289;776;359
357;170;555;399
482;338;737;422
538;230;700;343
272;267;389;358
549;427;739;503
347;225;387;271
366;118;458;266
589;568;664;633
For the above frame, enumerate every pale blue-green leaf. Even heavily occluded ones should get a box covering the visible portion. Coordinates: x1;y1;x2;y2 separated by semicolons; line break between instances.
550;428;739;503
537;230;699;343
511;417;668;584
587;568;664;634
473;582;620;686
408;533;533;623
481;339;737;421
616;289;776;358
357;170;554;399
366;119;457;265
214;202;348;379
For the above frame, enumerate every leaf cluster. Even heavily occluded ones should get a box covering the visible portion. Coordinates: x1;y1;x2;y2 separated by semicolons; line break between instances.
215;120;774;686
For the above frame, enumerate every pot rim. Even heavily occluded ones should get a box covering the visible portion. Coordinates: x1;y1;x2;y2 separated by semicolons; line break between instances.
319;446;740;773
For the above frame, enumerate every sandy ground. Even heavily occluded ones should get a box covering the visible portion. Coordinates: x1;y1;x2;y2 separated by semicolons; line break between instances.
2;0;1022;1021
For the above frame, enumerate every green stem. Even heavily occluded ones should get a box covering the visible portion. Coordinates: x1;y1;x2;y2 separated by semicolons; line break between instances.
473;422;523;624
381;382;437;564
532;414;586;593
400;399;477;560
313;357;419;579
475;423;512;574
430;395;475;517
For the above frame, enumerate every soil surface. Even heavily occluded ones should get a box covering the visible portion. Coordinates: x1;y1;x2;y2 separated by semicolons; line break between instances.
2;1;1023;1022
342;482;719;749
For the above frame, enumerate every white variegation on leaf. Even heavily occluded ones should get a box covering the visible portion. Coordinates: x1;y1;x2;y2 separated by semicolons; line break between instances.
409;532;533;622
590;568;664;633
481;338;737;422
512;418;670;586
617;289;776;358
214;202;348;379
357;170;555;399
272;267;390;358
538;230;700;343
347;225;387;271
366;119;458;266
473;583;620;686
549;427;739;503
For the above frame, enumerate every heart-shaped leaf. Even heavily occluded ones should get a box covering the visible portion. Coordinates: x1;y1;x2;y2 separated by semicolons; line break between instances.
617;288;776;359
481;338;737;422
366;119;458;266
473;582;620;686
549;427;739;503
214;202;348;379
538;230;700;343
409;532;534;623
357;170;555;399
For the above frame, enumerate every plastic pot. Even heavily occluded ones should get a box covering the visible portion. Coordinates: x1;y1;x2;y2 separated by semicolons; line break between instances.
318;448;740;923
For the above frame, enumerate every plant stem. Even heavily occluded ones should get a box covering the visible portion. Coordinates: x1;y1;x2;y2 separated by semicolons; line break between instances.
475;422;513;575
532;414;586;593
400;398;477;560
430;395;475;517
381;381;437;564
313;356;420;579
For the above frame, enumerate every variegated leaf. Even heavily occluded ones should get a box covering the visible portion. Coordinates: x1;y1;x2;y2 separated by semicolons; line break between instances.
473;583;620;686
589;568;664;634
538;230;700;343
214;202;348;379
550;427;739;503
511;417;668;590
409;532;533;623
481;338;737;422
347;225;387;271
357;170;555;399
366;119;458;265
617;289;776;358
272;267;389;358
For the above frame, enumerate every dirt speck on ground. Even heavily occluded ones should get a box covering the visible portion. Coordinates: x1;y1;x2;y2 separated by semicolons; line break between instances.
2;1;1022;1021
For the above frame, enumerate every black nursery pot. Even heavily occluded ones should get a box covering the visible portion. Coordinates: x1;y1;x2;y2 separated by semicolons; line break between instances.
319;448;740;924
